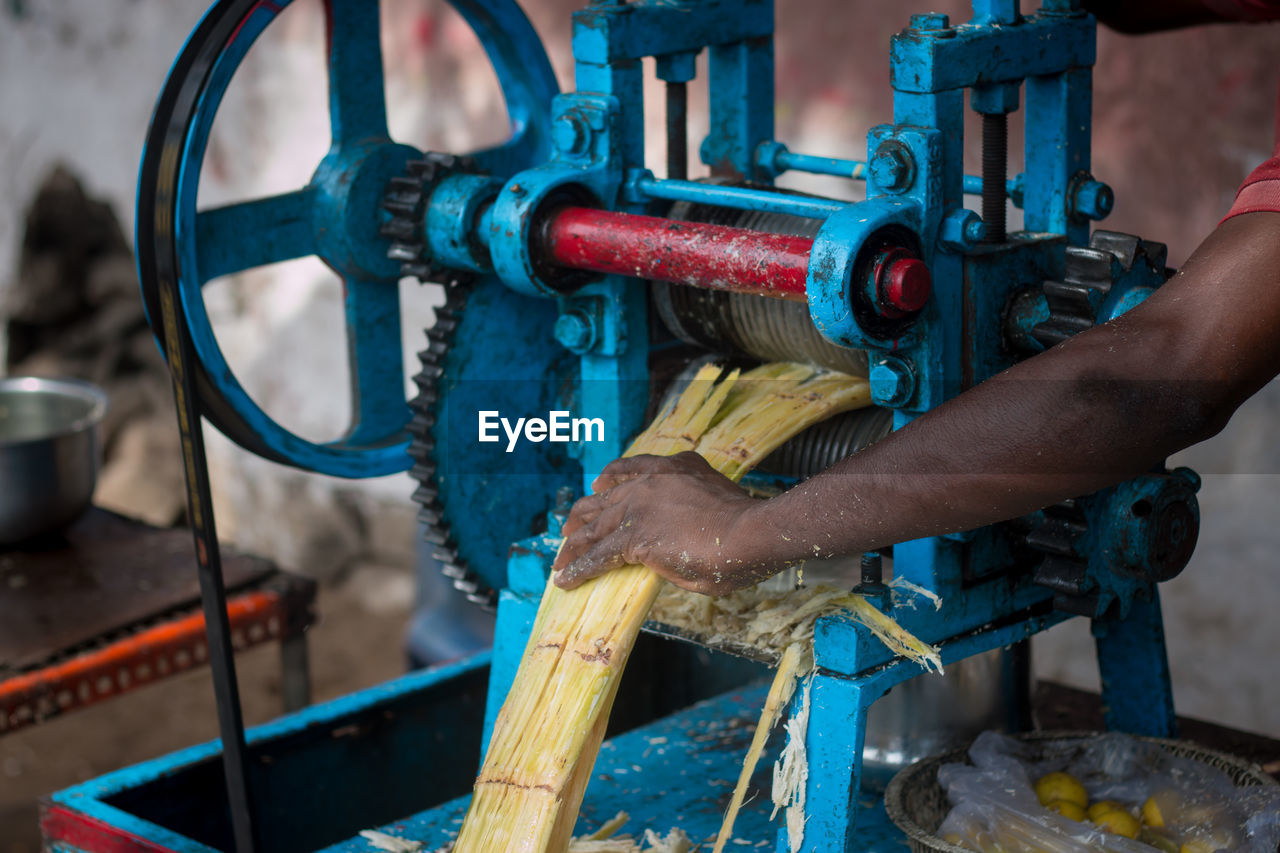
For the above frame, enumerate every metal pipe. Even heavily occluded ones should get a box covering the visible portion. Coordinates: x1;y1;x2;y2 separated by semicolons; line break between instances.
758;143;1024;206
634;174;847;220
665;80;688;181
543;206;812;300
776;150;868;180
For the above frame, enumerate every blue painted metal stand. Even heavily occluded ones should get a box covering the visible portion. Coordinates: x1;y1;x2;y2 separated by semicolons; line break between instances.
1095;592;1178;737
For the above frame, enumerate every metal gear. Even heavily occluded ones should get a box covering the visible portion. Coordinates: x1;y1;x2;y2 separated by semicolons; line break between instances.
381;153;501;608
407;277;500;607
1021;231;1174;618
1032;231;1169;349
380;152;476;280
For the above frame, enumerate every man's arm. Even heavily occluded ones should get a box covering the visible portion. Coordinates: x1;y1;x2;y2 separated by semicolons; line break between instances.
1082;0;1228;33
553;212;1280;593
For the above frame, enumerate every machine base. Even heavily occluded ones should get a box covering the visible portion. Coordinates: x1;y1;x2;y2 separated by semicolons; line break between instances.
44;650;914;852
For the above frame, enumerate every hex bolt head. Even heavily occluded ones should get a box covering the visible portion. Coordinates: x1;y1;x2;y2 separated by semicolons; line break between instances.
869;144;914;193
910;12;950;30
552;114;589;156
1072;178;1114;220
937;208;984;253
554;311;596;353
869;357;915;407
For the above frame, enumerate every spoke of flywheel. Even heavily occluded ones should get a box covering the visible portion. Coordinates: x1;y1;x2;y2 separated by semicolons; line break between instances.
342;275;407;445
324;0;390;147
195;187;318;283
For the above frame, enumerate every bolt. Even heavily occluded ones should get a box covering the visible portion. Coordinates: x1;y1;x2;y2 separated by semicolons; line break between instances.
937;208;984;253
554;311;596;354
552;113;589;156
856;552;888;597
754;140;789;178
910;12;950;30
868;143;913;192
869;357;915;407
868;247;931;317
881;257;931;314
1072;178;1114;220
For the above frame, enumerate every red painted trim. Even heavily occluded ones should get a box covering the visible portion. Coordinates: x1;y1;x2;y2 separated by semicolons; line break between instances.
1;588;303;734
40;802;178;853
544;207;812;301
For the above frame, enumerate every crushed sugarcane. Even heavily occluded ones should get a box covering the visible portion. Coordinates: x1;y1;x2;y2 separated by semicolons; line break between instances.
361;830;425;852
888;575;943;611
452;363;871;852
649;583;943;673
711;642;811;853
771;676;813;853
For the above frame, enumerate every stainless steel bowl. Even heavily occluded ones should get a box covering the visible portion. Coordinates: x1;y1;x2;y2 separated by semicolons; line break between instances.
0;377;108;544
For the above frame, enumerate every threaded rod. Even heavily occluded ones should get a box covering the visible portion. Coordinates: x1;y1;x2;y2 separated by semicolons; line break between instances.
666;81;688;181
982;112;1008;244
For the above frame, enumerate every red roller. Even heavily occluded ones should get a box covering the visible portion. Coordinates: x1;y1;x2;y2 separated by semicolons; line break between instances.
543;207;812;301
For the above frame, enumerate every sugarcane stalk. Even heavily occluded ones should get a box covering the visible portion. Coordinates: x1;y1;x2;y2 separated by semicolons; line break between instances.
453;363;871;852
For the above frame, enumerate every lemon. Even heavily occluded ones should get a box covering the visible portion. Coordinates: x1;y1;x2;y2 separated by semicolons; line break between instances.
1046;799;1086;821
1142;795;1165;828
1033;772;1088;809
1088;800;1128;821
1091;808;1141;839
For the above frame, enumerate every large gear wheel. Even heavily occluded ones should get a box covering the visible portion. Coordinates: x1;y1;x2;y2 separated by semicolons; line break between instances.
135;0;558;478
386;158;579;608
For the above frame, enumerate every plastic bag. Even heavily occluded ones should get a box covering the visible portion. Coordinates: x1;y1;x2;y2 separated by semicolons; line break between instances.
935;731;1280;853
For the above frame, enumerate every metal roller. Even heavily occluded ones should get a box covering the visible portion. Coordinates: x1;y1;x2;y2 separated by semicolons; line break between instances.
656;354;891;482
758;406;893;479
651;195;868;377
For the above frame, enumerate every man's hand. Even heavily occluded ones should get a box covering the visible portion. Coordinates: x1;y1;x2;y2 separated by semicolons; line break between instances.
551;452;791;594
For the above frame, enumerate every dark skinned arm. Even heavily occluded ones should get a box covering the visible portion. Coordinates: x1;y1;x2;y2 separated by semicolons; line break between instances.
553;212;1280;594
1082;0;1228;34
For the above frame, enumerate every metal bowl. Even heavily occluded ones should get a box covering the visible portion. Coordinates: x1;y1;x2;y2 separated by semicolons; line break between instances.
0;377;109;545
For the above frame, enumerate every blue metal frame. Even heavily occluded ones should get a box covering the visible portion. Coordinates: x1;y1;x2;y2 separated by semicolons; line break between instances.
48;653;493;852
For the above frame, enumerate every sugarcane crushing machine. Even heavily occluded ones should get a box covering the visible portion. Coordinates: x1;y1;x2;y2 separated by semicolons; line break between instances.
43;0;1203;850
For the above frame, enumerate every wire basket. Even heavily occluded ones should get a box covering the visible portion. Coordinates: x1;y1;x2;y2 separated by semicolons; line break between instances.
883;730;1278;853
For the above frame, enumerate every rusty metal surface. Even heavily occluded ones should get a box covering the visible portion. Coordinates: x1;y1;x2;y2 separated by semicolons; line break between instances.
0;508;273;671
0;577;316;734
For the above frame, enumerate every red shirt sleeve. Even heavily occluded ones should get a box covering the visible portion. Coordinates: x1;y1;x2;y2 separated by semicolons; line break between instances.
1222;80;1280;222
1200;0;1280;21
